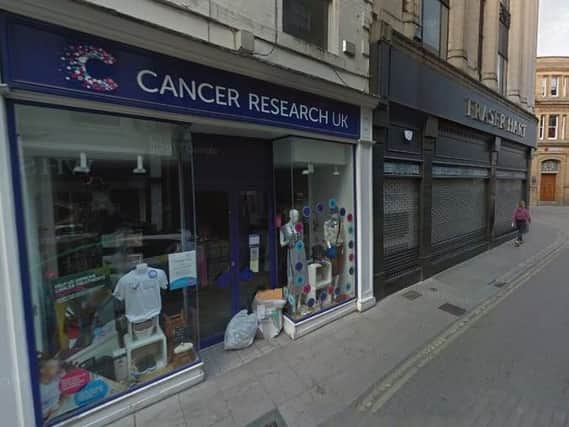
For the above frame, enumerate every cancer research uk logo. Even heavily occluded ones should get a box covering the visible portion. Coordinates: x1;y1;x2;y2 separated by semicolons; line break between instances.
60;44;118;92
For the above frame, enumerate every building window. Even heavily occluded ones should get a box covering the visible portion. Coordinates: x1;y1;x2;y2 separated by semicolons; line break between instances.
497;0;510;95
548;115;559;139
539;115;545;139
541;78;547;97
421;0;449;58
541;160;560;173
283;0;329;49
551;76;560;97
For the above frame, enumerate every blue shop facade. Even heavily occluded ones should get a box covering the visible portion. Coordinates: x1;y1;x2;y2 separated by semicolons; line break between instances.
0;11;376;426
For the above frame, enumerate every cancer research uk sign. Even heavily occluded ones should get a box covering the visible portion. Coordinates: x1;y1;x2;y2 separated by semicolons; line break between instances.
3;17;360;139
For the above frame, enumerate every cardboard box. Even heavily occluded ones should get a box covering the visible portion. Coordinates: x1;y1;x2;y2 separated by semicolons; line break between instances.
256;288;283;301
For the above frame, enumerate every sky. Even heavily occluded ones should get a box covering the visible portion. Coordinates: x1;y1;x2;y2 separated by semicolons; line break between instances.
538;0;569;56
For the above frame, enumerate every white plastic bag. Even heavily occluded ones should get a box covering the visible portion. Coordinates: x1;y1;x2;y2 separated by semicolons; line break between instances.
252;298;286;339
224;309;258;350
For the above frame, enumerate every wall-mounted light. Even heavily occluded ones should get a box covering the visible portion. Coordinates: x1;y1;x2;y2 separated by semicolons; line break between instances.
73;152;90;174
302;163;314;175
133;155;147;174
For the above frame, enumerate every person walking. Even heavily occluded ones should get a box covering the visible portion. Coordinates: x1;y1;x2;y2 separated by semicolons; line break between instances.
512;200;531;246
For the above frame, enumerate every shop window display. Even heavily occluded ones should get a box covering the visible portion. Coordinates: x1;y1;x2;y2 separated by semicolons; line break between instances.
15;105;199;424
274;139;356;321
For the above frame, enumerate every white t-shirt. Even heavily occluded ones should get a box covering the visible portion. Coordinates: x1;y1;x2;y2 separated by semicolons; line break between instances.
113;268;168;323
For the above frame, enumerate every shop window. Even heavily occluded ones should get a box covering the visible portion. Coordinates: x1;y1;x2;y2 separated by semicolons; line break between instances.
550;76;560;97
274;139;356;321
283;0;329;50
548;115;559;139
420;0;449;58
539;115;545;140
15;104;199;424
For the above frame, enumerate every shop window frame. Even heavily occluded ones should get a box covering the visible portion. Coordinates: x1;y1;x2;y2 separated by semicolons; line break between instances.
5;99;203;427
273;140;359;325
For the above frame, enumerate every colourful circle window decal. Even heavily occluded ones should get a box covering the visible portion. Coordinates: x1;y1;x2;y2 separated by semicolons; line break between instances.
303;206;311;218
319;292;327;302
327;286;334;295
316;202;324;213
340;207;346;217
295;222;304;233
295;275;305;286
349;254;355;262
335;287;341;296
288;294;296;306
328;198;337;210
295;262;303;272
307;298;315;308
303;284;311;294
349;267;355;275
347;213;353;222
346;283;352;291
295;241;305;251
348;226;354;235
348;241;354;249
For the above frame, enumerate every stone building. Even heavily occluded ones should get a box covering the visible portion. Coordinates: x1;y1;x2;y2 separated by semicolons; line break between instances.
531;57;569;205
0;1;540;425
369;0;539;297
0;1;378;425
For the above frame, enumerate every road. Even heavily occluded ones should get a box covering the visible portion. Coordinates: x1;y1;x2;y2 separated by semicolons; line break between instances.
327;243;569;427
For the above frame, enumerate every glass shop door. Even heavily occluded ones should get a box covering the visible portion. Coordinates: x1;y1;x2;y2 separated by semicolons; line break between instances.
196;188;275;347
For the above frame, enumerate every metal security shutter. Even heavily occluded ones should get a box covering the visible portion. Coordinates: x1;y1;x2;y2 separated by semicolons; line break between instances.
495;179;524;236
384;179;420;255
432;179;487;245
384;179;420;279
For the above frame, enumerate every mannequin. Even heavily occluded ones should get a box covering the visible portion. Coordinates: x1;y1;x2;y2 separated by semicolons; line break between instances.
324;211;345;289
279;209;306;314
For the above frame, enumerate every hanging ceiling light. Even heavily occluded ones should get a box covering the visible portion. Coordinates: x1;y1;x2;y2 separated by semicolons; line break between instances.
73;152;90;174
333;166;340;176
133;155;147;174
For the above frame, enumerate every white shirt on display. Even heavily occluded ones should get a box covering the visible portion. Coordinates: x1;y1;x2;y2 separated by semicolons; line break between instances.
113;267;168;323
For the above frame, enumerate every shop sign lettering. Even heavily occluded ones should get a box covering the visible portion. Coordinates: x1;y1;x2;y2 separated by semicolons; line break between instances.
466;99;527;137
4;17;360;138
136;70;351;130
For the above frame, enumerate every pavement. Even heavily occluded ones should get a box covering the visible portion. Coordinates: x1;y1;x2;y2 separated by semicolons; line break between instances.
107;206;569;427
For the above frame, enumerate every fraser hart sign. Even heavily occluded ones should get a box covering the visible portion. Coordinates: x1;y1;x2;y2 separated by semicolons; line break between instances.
466;98;527;138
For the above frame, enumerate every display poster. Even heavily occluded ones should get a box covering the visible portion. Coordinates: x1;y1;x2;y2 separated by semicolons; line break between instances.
51;267;110;303
168;250;198;290
250;247;260;273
